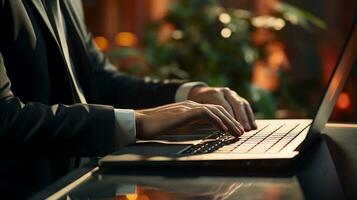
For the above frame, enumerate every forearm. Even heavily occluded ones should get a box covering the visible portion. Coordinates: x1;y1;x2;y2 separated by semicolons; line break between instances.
0;96;116;157
0;58;115;157
94;67;185;109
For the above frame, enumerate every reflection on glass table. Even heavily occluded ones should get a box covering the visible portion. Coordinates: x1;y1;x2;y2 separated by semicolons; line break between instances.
60;173;304;200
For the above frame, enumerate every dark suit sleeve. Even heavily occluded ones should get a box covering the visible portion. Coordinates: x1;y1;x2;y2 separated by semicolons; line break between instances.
72;1;185;109
0;53;117;157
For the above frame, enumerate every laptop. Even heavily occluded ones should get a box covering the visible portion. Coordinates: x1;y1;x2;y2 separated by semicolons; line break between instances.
99;19;356;168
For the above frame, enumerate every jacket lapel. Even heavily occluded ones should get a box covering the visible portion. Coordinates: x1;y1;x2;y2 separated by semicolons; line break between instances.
29;0;61;48
61;0;87;52
61;0;100;102
29;0;83;103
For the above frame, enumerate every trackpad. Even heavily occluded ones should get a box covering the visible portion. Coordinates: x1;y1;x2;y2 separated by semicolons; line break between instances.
114;134;214;157
112;144;188;157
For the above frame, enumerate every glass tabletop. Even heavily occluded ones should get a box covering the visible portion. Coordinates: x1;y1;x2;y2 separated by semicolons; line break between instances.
59;171;304;200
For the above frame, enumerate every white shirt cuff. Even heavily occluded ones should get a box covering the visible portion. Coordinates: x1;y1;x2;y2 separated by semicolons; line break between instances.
114;109;136;148
175;82;207;102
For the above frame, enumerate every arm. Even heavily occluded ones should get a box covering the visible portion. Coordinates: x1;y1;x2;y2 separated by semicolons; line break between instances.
0;52;116;157
69;0;183;109
68;1;255;137
87;36;184;109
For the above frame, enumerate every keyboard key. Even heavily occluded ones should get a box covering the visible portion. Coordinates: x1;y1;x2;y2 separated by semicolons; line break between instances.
260;124;283;134
180;123;306;155
275;124;298;133
290;123;310;135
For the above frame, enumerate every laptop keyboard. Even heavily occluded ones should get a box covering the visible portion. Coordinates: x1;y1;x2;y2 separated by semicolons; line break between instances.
179;122;306;155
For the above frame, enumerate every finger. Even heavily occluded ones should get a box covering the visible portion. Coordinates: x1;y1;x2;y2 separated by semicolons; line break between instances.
185;101;243;135
185;101;243;133
236;102;251;131
216;92;235;117
210;104;245;134
191;107;228;133
206;105;243;136
223;90;252;131
243;101;257;129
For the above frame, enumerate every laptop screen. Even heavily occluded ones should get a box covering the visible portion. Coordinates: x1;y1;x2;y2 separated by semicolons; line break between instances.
309;18;356;136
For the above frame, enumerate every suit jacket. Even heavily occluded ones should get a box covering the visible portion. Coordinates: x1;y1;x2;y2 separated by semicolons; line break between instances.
0;0;183;198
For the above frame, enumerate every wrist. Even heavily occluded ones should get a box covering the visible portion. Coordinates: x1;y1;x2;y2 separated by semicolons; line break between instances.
175;82;207;102
134;110;145;139
187;85;206;101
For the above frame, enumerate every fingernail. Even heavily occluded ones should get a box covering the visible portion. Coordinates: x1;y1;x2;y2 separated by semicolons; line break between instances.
235;127;242;136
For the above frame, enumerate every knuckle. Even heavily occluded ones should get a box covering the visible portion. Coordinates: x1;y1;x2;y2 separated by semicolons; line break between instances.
199;106;210;114
216;105;226;111
238;101;245;106
240;98;249;104
221;87;231;94
210;106;219;113
232;91;240;98
231;90;238;95
210;89;221;95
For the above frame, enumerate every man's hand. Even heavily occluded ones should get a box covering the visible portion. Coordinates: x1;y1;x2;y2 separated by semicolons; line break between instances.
188;86;257;131
135;101;245;140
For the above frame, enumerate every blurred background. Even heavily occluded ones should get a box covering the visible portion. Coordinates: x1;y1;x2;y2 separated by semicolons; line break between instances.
82;0;356;122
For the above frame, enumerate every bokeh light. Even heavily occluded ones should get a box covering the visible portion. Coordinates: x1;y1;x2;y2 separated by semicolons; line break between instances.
251;16;286;30
219;13;231;24
125;193;138;200
221;28;232;38
172;30;184;40
94;36;109;51
115;32;138;47
337;92;351;110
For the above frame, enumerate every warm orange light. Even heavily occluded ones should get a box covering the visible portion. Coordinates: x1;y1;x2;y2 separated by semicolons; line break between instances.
337;92;351;110
94;36;109;52
252;60;279;91
266;41;290;70
158;23;174;43
115;32;138;47
137;194;150;200
251;28;275;45
126;193;138;200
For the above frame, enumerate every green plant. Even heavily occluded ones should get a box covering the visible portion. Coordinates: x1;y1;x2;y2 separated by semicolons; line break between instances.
108;0;325;118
